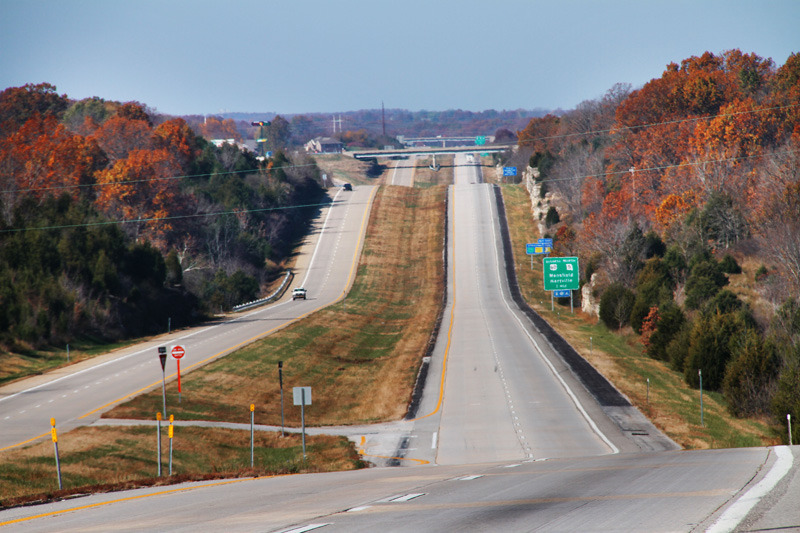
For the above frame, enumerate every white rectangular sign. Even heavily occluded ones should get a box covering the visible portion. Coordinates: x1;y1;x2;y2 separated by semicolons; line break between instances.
293;386;312;406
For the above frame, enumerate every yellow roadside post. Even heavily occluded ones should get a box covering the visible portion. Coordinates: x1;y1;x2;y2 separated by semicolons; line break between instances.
51;418;62;490
168;414;174;476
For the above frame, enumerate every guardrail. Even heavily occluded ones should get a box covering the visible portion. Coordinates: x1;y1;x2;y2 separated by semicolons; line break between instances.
232;270;293;312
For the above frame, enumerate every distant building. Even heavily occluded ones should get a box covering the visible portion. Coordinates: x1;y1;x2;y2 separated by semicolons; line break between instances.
304;137;344;154
209;138;237;148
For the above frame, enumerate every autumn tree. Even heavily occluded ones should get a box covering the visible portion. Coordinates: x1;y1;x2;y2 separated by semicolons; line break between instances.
94;148;185;246
0;83;69;136
91;113;153;163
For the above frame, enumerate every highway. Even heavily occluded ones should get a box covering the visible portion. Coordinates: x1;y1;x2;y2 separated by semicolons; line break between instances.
0;185;376;451
1;157;798;532
389;156;416;186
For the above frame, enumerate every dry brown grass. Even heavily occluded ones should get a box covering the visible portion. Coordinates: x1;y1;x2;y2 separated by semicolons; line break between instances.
0;425;361;505
314;153;392;185
414;156;454;186
106;185;446;426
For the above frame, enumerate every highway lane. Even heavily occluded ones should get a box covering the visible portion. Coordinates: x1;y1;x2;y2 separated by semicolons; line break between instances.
389;156;415;186
434;154;612;464
0;186;376;451
1;447;795;531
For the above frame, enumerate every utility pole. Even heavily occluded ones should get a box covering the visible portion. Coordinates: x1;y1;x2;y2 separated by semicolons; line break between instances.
382;101;386;137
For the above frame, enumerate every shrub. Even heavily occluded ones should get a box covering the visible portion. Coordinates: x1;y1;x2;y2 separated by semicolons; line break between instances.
647;301;686;361
719;253;742;274
723;333;779;417
684;311;750;390
772;361;800;445
599;283;635;330
684;257;728;309
667;321;693;372
545;206;560;227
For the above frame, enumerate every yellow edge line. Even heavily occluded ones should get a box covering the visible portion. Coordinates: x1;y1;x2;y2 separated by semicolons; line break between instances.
408;185;455;421
360;452;430;466
4;187;378;451
0;474;283;527
0;432;50;453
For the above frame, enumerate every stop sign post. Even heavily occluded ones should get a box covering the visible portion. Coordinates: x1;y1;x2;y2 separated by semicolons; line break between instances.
171;345;185;403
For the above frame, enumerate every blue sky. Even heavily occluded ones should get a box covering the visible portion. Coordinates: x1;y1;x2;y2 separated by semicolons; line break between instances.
1;0;798;116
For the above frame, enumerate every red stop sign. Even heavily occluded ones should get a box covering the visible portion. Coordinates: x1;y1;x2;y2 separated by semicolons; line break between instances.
171;345;185;359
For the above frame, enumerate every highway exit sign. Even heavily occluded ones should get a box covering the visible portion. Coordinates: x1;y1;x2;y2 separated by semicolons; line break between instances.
543;257;580;291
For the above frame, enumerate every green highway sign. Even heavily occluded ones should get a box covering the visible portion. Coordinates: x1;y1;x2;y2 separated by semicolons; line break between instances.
543;256;580;291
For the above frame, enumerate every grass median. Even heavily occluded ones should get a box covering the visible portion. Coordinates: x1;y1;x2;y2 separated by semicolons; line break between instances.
105;185;446;426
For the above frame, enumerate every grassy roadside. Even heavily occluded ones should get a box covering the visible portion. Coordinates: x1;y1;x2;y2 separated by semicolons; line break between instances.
500;183;779;449
0;338;153;387
0;184;446;505
0;426;362;505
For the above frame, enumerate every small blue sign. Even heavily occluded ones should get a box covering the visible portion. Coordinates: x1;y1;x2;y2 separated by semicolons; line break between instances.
553;289;572;298
503;166;517;177
537;238;553;247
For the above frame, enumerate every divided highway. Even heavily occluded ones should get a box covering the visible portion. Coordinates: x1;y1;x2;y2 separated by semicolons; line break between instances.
1;159;797;532
0;186;376;451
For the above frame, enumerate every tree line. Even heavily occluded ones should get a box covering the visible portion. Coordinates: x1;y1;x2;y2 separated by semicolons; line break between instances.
510;49;800;442
0;84;325;351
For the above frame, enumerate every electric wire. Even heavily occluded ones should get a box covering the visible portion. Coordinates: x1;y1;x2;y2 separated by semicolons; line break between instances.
1;102;798;233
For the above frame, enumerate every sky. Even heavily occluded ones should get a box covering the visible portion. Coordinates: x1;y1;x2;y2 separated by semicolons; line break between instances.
1;0;798;117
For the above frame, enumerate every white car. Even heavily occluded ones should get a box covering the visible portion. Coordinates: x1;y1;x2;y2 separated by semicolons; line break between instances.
292;287;307;300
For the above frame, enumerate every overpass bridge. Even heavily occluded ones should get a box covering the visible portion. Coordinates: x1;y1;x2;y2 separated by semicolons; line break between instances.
397;135;495;147
350;144;513;160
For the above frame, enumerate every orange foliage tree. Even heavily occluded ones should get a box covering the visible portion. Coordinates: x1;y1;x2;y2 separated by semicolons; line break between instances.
91;114;153;163
94;148;185;246
0;115;105;204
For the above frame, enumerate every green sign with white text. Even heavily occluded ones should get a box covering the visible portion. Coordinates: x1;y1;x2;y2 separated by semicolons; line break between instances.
543;256;580;291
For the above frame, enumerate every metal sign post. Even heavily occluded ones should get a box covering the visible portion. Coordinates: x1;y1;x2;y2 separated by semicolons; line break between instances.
156;412;163;477
279;361;285;437
293;387;312;460
158;347;167;418
250;404;255;468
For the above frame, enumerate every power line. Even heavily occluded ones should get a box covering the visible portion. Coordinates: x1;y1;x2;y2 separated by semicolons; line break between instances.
516;102;800;146
535;148;800;186
0;200;333;234
0;162;320;196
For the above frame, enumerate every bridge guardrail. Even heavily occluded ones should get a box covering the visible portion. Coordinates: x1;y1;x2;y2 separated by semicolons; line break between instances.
232;270;293;312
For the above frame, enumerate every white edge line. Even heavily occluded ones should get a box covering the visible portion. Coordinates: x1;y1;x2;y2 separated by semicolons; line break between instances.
707;446;794;533
282;524;331;533
301;187;342;288
486;185;619;455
